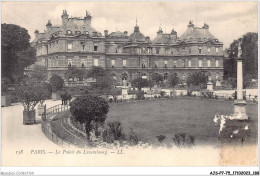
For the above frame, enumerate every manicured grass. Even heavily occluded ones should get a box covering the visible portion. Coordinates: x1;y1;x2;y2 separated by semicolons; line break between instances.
106;99;258;145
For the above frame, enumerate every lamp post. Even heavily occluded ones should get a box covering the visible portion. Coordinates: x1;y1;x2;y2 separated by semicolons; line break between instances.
233;41;248;120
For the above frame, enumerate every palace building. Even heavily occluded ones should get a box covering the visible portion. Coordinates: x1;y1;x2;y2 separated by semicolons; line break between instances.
31;10;224;86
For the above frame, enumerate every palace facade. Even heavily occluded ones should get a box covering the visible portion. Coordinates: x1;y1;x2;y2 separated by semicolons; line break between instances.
31;10;224;86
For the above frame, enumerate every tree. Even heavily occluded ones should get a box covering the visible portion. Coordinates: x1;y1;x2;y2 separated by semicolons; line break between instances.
29;65;48;83
65;66;86;81
186;71;208;90
2;24;36;83
131;77;148;90
169;74;179;88
70;95;109;140
225;32;258;80
86;66;106;83
95;73;116;98
151;73;163;85
49;74;64;92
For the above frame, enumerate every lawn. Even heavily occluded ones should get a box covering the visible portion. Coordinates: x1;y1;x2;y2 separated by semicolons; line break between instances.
106;98;258;146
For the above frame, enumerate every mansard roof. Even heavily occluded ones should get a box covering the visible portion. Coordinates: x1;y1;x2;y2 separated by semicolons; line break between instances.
108;31;128;38
179;26;216;42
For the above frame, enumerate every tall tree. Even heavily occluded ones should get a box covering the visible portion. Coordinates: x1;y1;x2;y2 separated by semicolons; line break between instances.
131;77;148;90
1;24;36;83
225;32;258;80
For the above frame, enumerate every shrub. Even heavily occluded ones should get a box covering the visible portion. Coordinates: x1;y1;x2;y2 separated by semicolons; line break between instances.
156;135;166;143
107;121;126;141
173;133;195;147
127;128;140;145
102;129;115;143
135;90;145;100
49;74;64;92
160;91;166;98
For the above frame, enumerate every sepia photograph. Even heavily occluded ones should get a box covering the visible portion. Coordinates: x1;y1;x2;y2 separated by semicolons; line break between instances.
1;1;259;175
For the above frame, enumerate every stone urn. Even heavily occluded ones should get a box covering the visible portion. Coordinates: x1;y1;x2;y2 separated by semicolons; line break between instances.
23;110;36;125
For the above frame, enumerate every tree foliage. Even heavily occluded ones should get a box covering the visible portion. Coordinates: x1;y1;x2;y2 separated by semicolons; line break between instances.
186;71;208;89
16;83;49;111
29;65;48;83
49;74;64;92
131;78;148;90
87;66;106;81
225;32;258;80
65;66;86;81
169;74;179;88
70;95;109;140
151;73;163;85
1;24;36;83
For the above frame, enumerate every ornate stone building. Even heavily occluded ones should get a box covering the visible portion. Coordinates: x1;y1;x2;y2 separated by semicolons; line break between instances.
31;10;224;86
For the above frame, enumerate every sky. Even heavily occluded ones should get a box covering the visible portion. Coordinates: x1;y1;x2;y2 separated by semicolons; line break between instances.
1;1;258;48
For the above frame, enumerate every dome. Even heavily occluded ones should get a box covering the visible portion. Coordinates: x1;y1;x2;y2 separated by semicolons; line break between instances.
128;25;145;42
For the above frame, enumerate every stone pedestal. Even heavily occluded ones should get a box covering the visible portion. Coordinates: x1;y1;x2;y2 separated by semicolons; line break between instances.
207;82;213;91
121;86;128;95
216;80;221;87
233;100;248;120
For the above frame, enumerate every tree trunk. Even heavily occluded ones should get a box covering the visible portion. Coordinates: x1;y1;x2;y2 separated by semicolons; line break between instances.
85;122;91;141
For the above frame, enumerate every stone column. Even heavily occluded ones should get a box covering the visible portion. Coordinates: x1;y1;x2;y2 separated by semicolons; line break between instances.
233;42;248;120
236;59;243;100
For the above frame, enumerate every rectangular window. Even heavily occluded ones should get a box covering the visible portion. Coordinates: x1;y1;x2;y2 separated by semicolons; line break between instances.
207;59;211;67
81;59;85;67
123;60;126;67
93;59;98;66
208;47;211;53
156;48;160;54
199;60;202;67
183;47;185;53
199;49;202;54
111;60;115;66
188;59;191;67
82;45;85;51
173;60;177;67
216;59;219;67
189;48;191;54
215;47;219;53
67;42;72;50
94;46;98;51
68;59;72;67
155;61;158;67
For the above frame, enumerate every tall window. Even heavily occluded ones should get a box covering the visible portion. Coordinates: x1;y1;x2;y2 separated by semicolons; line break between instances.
189;48;191;54
81;59;85;67
67;42;72;50
82;45;85;51
155;61;158;67
111;60;115;67
173;60;177;67
68;59;72;67
123;60;126;67
182;47;185;53
208;47;211;53
198;47;202;54
215;47;219;53
93;59;98;66
216;59;219;67
164;60;168;67
94;45;98;51
199;59;202;67
164;73;168;80
156;48;160;54
207;59;211;67
188;59;191;67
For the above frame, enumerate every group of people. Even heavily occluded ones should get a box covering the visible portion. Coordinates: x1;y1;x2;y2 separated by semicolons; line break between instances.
60;90;72;105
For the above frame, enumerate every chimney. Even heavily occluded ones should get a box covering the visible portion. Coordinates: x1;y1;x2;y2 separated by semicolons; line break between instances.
104;30;108;37
92;31;97;37
170;29;177;40
187;20;194;28
34;29;39;38
202;23;209;29
124;31;128;35
46;20;52;32
157;28;163;36
145;36;150;43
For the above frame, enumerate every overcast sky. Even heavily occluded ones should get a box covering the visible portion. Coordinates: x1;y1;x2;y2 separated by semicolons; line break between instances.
2;1;258;48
